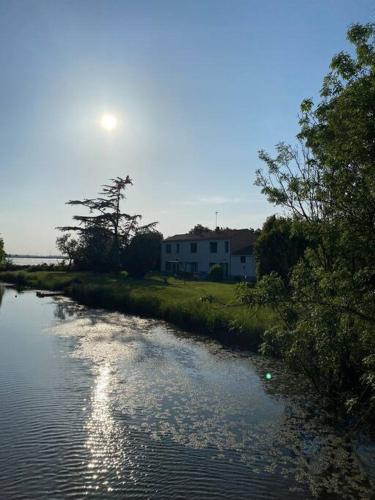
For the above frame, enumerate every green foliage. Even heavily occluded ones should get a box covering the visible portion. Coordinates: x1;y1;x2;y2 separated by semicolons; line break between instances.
200;294;214;303
73;226;115;272
57;177;157;272
255;216;308;283
123;230;163;277
188;224;211;235
56;234;78;269
208;264;224;282
0;237;5;266
244;23;375;418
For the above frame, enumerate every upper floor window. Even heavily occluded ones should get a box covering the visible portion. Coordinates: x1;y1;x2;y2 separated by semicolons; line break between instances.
190;242;197;253
225;241;229;253
210;242;218;253
240;255;246;263
166;243;171;254
176;243;180;253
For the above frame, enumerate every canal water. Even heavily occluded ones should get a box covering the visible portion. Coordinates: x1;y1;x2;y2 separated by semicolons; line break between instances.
0;285;373;499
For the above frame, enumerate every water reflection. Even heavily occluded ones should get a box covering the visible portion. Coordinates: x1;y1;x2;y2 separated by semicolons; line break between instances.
0;284;4;310
85;364;119;493
84;363;142;495
48;297;375;498
54;299;84;321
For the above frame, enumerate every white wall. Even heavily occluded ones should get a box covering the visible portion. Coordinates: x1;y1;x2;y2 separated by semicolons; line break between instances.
230;254;256;278
162;239;256;278
162;239;230;274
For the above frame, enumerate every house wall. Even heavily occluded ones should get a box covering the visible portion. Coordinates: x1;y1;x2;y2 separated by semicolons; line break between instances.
161;239;230;275
230;254;256;278
161;239;256;278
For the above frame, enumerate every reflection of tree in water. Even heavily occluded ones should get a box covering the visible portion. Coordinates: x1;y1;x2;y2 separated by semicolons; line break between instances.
0;285;4;310
53;298;84;321
241;355;375;498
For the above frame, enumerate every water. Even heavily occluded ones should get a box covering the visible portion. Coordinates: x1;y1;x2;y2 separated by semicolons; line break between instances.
0;285;373;499
9;257;62;266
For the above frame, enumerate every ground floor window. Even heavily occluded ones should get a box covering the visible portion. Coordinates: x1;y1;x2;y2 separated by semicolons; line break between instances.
240;256;246;263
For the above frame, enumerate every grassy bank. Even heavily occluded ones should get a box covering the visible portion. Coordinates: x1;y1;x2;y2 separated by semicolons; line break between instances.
0;270;276;349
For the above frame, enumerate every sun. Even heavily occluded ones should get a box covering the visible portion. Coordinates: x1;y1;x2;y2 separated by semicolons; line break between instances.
100;114;118;131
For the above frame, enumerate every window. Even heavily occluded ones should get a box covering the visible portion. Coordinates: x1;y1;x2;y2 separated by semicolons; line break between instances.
190;242;197;253
210;242;217;253
240;256;246;263
166;261;171;271
225;241;229;253
176;243;180;254
166;243;171;254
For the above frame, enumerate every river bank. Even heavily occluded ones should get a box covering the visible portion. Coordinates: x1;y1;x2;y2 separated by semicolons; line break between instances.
0;270;275;350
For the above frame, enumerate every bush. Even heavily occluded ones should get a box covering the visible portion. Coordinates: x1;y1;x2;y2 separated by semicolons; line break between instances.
200;294;215;303
208;264;224;282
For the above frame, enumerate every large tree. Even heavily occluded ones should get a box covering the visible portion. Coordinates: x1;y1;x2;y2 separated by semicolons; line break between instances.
123;230;163;277
239;23;375;418
255;216;308;283
58;176;156;271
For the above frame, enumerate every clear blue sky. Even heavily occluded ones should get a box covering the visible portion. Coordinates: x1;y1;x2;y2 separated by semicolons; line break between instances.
0;0;373;253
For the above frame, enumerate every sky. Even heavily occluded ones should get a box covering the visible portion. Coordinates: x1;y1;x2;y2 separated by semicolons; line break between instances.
0;0;373;254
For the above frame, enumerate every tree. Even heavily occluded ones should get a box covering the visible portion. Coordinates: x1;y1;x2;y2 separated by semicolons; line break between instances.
188;224;211;235
240;24;375;417
123;230;163;277
73;226;115;272
0;237;5;266
58;176;156;271
56;234;78;269
255;216;308;283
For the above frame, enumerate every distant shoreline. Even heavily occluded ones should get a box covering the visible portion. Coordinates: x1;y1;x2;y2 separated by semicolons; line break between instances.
7;255;65;259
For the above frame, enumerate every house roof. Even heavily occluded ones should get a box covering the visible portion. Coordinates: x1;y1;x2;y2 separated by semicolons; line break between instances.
164;229;256;255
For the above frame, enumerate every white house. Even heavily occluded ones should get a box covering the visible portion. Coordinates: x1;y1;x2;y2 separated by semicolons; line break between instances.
161;229;256;279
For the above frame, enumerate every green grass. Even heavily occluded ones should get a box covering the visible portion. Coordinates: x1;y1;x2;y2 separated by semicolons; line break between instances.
0;270;276;350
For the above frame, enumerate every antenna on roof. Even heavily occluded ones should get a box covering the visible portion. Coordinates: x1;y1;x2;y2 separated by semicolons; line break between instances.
215;211;219;229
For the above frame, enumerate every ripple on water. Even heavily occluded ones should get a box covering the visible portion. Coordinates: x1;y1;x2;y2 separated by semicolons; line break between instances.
0;290;374;499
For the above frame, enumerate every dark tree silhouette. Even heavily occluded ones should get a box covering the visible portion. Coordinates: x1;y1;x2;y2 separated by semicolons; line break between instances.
58;176;156;271
188;224;211;235
0;237;5;265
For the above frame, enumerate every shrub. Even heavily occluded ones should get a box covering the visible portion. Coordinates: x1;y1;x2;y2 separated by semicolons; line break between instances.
200;294;215;303
208;264;224;282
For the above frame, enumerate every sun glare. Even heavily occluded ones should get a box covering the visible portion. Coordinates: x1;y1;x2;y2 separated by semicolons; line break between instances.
100;114;118;131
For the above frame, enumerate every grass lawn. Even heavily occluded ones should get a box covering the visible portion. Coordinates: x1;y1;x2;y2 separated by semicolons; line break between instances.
0;270;276;350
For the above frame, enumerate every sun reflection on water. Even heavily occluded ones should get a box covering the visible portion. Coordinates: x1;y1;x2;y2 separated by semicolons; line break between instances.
48;301;375;498
84;364;136;494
